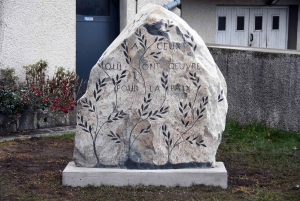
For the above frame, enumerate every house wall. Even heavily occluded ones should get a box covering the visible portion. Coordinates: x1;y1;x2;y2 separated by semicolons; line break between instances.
120;0;181;31
209;45;300;132
0;0;76;81
182;0;300;50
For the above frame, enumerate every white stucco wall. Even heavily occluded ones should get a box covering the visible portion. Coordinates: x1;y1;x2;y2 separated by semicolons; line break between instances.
182;0;300;50
0;0;76;81
120;0;181;31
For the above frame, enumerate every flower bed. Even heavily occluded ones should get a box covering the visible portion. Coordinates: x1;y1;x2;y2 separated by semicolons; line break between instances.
0;60;83;133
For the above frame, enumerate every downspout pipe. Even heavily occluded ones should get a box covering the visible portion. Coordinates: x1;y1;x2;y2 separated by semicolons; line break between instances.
163;0;181;10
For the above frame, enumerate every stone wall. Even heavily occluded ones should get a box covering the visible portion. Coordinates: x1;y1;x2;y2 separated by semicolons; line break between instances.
0;0;76;81
0;109;77;133
208;45;300;132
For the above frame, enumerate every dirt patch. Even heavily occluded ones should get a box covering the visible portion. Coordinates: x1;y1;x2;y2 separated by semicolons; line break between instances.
0;137;74;200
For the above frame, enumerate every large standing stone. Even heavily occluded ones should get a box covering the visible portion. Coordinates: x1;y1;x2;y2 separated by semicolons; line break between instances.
73;4;228;169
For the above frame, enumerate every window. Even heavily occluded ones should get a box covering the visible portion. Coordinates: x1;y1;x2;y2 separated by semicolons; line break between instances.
272;16;279;30
218;17;226;31
255;16;263;30
76;0;110;16
237;16;245;31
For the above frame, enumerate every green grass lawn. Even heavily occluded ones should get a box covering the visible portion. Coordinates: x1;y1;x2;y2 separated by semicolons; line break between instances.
0;121;299;201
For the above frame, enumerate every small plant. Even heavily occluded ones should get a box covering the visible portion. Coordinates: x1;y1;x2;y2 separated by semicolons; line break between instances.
24;60;79;113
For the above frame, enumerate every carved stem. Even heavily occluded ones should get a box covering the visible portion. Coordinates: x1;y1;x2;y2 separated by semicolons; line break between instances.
128;118;144;152
159;89;167;109
169;119;200;155
191;87;199;120
138;41;157;95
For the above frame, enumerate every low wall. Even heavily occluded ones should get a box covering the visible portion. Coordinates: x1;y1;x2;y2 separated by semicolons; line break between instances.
208;45;300;132
0;109;77;134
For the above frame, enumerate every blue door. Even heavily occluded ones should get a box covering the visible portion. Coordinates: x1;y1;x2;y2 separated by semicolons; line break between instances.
76;0;119;96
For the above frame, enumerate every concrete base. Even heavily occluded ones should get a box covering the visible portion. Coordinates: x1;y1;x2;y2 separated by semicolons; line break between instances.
62;162;228;189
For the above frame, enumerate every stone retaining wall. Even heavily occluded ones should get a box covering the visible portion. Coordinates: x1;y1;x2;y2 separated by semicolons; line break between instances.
209;45;300;132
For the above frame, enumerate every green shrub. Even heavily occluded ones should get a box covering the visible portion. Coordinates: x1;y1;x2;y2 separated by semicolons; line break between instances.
0;68;33;126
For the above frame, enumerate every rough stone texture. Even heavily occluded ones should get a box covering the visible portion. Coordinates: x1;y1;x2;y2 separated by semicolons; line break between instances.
0;0;76;81
209;45;300;132
62;161;228;188
74;4;228;169
122;0;181;31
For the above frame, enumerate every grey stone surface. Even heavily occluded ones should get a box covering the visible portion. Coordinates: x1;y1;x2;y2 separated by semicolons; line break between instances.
74;4;228;169
62;161;228;188
209;46;300;132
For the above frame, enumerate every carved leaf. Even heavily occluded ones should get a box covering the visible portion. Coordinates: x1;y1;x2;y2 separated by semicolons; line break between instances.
121;43;126;50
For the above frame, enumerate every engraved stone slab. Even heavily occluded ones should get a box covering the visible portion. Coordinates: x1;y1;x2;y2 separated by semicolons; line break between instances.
73;4;228;169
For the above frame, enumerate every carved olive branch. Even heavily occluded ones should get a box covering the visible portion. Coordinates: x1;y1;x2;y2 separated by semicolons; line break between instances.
137;34;164;95
128;93;169;153
169;96;207;156
160;72;168;108
218;89;224;102
189;72;201;120
122;40;143;85
108;131;125;144
111;70;127;108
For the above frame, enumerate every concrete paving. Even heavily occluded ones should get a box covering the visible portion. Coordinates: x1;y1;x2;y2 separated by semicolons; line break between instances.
0;125;76;143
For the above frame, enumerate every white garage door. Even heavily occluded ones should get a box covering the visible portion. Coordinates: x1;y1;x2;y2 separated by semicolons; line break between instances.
216;7;288;49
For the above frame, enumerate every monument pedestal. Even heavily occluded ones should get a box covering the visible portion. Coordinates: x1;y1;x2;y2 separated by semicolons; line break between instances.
62;162;227;189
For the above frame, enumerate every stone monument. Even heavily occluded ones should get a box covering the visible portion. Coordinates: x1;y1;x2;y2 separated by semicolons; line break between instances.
63;4;228;188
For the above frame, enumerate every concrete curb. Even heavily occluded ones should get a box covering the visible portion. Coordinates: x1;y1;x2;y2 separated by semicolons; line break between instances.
0;125;76;143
